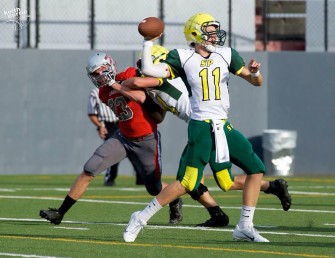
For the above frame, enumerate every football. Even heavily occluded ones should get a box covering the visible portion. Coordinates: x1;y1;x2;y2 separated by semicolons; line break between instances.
138;17;164;39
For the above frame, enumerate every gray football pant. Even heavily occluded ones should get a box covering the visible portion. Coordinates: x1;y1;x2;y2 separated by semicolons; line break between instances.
84;130;162;195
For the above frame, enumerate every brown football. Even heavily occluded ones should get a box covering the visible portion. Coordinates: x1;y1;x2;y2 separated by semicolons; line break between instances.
138;17;164;39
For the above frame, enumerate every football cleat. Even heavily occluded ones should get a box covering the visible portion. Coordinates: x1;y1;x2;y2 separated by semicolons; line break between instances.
196;212;229;227
39;208;63;225
103;181;116;186
233;224;269;242
265;179;292;211
123;211;147;242
169;197;183;224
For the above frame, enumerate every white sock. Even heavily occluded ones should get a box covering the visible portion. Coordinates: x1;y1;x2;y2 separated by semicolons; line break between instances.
139;197;162;222
238;205;255;229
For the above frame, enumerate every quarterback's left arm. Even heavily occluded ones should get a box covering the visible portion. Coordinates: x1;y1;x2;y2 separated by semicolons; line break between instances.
237;59;263;87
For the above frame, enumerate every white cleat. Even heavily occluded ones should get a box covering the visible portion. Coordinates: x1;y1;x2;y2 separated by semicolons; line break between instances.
123;211;147;242
233;224;270;242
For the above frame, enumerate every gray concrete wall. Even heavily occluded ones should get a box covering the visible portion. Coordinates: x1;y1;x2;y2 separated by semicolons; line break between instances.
0;50;334;176
0;49;137;175
267;52;335;175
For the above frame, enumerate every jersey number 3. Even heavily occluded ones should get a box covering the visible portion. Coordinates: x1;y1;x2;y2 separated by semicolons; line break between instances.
108;96;133;121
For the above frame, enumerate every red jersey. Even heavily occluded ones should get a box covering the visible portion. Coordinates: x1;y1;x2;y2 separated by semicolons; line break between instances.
99;67;157;138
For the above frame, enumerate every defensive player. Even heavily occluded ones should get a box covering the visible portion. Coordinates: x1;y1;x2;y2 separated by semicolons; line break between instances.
123;13;274;242
39;52;182;225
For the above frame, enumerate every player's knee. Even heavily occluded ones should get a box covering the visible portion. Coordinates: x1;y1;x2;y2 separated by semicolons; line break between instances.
245;170;265;176
83;170;95;177
145;183;162;196
83;149;107;173
215;169;233;192
188;183;208;200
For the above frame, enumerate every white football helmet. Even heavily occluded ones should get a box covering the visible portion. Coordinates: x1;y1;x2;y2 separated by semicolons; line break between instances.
184;13;226;52
86;52;117;88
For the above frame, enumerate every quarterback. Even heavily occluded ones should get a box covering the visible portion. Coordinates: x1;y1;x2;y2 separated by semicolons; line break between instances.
124;45;291;227
123;13;277;243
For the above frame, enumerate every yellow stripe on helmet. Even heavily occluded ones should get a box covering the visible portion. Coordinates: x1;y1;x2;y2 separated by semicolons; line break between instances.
138;45;169;64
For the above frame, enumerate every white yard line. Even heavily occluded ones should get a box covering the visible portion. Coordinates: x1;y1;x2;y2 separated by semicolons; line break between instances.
54;226;88;230
292;186;335;189
144;225;335;239
0;189;16;192
0;218;89;230
0;253;67;258
1;217;335;239
289;191;335;196
1;195;335;213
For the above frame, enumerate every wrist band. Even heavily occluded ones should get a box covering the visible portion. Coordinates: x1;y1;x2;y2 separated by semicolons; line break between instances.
251;71;260;77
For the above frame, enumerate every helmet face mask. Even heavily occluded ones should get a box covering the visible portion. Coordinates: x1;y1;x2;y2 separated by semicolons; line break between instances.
91;67;116;88
184;13;226;52
86;52;117;88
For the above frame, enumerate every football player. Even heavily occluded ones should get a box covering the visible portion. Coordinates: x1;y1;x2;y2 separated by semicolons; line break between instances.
124;45;292;226
123;13;281;243
39;52;184;225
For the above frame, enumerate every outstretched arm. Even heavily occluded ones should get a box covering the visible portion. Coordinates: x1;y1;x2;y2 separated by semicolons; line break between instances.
141;40;171;78
238;59;263;87
122;77;161;89
109;82;146;103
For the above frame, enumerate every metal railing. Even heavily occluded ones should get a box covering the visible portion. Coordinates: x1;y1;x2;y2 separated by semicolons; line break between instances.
0;0;332;51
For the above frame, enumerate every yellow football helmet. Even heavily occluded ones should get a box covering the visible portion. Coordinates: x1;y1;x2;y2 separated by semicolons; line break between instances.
184;13;226;51
137;45;169;69
151;45;169;64
138;45;168;64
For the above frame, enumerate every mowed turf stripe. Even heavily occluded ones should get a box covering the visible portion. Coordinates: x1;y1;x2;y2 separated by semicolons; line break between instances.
2;186;335;193
0;235;330;258
1;217;335;239
0;195;335;214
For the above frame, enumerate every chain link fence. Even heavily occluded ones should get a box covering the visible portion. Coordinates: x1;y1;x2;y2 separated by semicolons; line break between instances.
1;0;333;51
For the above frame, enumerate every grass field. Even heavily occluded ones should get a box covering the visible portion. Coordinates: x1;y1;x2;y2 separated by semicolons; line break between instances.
0;174;334;258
